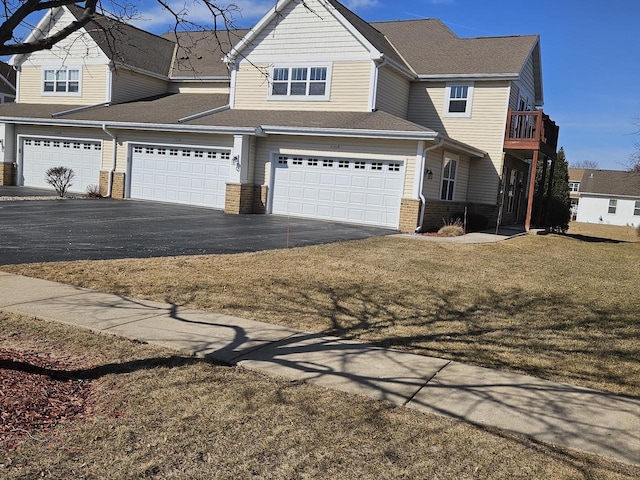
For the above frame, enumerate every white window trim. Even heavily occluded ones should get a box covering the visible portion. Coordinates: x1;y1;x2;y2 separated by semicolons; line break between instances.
267;63;332;101
440;152;459;201
41;66;82;96
443;82;474;118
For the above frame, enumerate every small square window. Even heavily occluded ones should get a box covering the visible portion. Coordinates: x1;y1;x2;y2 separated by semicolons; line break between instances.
73;142;80;149
278;156;288;165
221;152;230;160
53;141;60;148
371;162;383;171
157;148;166;155
94;144;101;151
354;161;366;170
43;140;50;147
84;143;92;150
389;163;401;172
322;159;334;167
63;142;70;148
182;149;191;157
169;149;178;156
207;151;217;158
292;157;303;165
308;159;318;167
338;160;349;168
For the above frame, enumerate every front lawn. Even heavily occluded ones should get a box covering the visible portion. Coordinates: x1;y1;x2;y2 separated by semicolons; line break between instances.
2;313;638;479
3;223;639;397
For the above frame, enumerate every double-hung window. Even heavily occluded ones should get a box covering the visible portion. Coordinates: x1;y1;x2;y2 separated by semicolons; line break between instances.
569;182;580;192
444;82;473;117
634;200;640;216
440;153;458;201
270;66;329;99
608;199;617;214
43;68;80;94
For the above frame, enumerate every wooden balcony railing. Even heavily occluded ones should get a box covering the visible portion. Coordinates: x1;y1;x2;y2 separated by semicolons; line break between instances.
504;109;559;158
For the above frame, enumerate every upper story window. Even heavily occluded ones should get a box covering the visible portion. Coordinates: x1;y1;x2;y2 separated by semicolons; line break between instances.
608;199;617;214
270;65;330;100
444;82;474;118
569;182;580;192
43;68;80;95
440;153;458;201
634;200;640;216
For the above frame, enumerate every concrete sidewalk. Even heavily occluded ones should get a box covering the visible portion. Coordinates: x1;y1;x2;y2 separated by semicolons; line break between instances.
1;271;638;466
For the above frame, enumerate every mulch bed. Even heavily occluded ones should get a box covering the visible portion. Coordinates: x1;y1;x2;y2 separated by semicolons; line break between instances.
0;348;95;451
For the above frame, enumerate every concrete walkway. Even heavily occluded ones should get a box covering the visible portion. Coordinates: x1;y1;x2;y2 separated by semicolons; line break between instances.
1;271;638;466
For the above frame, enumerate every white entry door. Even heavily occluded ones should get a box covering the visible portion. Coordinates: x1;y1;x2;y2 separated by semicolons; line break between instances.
21;137;102;193
271;154;404;228
129;145;231;209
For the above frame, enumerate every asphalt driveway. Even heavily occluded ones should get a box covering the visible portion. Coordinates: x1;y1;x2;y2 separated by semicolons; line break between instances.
0;187;394;265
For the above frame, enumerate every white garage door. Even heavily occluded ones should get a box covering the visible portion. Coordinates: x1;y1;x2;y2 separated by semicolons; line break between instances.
129;145;231;209
271;155;404;228
21;137;102;193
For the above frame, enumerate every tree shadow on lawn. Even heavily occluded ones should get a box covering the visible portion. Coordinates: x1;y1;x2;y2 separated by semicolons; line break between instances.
247;279;640;397
558;233;627;243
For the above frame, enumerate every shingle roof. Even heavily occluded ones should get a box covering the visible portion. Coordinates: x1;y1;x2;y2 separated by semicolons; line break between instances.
373;19;538;76
161;29;249;78
186;108;436;134
579;170;640;197
66;5;176;77
0;94;436;138
568;168;585;183
325;0;410;72
0;94;229;124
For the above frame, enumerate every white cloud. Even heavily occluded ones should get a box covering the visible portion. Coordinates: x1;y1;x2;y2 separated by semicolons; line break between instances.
131;0;274;32
342;0;380;8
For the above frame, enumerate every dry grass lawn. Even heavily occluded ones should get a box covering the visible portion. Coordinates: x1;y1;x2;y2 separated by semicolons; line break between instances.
2;313;639;479
3;222;639;399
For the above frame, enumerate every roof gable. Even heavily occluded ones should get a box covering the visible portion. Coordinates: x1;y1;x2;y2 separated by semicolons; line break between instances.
65;5;176;77
226;0;394;66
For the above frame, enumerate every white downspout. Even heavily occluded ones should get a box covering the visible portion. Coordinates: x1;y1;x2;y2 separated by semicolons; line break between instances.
369;56;387;111
415;137;445;233
101;124;116;197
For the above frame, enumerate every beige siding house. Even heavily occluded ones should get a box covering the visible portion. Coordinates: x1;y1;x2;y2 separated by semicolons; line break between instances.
0;0;558;232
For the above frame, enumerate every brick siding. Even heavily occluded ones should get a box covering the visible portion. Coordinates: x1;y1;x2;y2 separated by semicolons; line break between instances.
0;163;15;185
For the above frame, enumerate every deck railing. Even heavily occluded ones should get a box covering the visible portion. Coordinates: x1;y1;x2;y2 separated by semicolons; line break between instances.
505;109;559;155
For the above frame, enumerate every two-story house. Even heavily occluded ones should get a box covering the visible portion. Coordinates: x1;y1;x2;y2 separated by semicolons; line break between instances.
0;0;558;232
574;169;640;227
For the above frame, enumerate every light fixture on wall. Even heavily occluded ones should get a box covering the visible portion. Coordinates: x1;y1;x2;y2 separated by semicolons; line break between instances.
426;169;433;180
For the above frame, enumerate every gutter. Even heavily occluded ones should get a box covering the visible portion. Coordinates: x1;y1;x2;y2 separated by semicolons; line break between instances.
417;73;519;81
52;102;110;118
0;116;256;136
101;124;116;197
178;104;230;123
415;137;445;233
260;125;439;141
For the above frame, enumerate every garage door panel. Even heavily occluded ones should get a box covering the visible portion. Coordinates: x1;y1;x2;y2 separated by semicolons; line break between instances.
130;144;229;209
272;155;402;228
21;137;102;193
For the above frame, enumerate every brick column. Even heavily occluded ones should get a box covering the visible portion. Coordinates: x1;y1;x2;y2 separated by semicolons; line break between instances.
399;198;421;232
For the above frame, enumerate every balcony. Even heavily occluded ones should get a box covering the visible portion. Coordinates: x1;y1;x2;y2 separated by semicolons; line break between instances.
504;109;559;159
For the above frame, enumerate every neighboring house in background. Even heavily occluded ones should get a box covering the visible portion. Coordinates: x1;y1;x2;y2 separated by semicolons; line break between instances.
0;0;558;232
0;62;16;104
575;170;640;227
568;168;584;220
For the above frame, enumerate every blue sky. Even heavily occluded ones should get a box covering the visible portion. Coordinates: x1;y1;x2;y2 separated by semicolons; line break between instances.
24;0;640;170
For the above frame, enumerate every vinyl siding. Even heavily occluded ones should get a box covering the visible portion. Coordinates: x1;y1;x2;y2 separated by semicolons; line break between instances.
253;135;418;197
111;68;168;104
168;83;230;95
18;64;109;105
408;80;510;204
233;61;371;111
422;149;469;202
375;66;410;118
23;9;106;66
576;196;640;227
515;53;536;107
240;0;370;63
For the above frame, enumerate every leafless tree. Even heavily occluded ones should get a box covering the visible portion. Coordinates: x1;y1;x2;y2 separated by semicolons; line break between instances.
0;0;242;56
569;160;598;169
